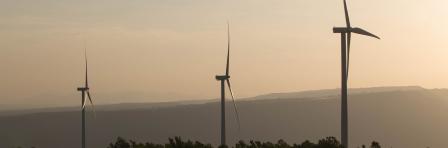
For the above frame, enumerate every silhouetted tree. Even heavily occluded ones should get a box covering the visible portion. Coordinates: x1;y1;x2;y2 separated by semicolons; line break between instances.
370;141;380;148
317;137;342;148
277;139;291;148
295;140;316;148
236;140;248;148
108;137;131;148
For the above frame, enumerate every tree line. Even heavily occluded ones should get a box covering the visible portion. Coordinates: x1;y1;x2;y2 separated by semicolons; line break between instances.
107;136;381;148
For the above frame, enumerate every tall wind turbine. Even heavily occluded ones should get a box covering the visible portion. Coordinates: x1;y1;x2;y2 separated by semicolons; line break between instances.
333;0;380;147
77;46;95;148
215;22;240;147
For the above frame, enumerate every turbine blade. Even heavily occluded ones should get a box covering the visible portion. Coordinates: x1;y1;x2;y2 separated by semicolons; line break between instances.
343;0;351;28
87;91;95;112
84;44;88;88
350;28;380;39
225;22;230;76
346;32;351;80
82;93;87;109
226;79;240;131
87;91;96;117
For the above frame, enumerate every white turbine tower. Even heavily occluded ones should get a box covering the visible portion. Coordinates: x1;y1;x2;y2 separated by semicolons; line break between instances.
77;46;95;148
215;22;240;147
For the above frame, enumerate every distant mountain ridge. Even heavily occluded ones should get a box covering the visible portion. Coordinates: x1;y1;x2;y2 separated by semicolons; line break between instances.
0;86;425;116
2;86;448;148
253;86;425;100
0;99;215;116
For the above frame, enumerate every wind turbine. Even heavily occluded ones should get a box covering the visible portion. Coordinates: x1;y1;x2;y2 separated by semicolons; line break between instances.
77;46;95;148
215;22;240;147
332;0;380;147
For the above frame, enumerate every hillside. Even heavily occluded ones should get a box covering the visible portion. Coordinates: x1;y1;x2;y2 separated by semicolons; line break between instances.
1;86;448;148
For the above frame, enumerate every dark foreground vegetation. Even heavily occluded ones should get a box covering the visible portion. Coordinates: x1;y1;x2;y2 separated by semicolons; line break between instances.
107;136;381;148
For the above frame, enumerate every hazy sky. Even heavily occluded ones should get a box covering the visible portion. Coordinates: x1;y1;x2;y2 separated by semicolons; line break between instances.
1;0;448;107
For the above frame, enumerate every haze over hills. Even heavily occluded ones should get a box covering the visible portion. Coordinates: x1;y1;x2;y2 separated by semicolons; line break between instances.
0;91;211;112
1;86;448;148
252;85;425;100
0;86;424;115
0;99;215;116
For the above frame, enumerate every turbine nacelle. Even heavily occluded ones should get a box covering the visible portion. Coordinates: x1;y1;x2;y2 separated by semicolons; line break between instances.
333;27;351;33
333;27;380;39
215;75;230;81
77;87;89;91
